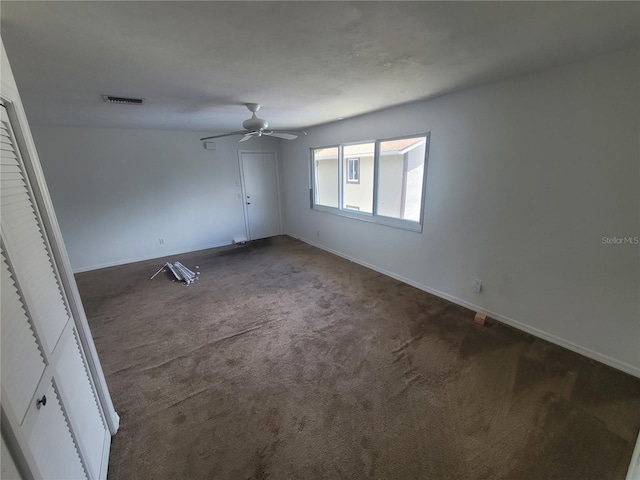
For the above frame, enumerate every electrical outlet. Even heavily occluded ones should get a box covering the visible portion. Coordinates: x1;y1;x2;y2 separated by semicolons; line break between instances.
159;238;165;245
474;279;482;293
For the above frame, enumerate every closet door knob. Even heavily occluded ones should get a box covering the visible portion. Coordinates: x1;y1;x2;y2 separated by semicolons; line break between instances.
36;395;47;409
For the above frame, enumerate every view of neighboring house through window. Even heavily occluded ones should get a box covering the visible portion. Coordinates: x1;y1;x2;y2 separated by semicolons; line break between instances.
343;143;374;213
311;133;429;231
313;146;339;208
376;137;427;222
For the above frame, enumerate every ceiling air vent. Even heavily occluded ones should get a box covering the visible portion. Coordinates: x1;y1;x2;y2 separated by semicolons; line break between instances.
102;95;145;105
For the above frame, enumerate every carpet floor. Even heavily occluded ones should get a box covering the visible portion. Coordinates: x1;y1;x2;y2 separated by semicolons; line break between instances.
76;236;640;480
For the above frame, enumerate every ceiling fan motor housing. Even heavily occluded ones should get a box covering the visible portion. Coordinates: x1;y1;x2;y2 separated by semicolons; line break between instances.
243;113;268;131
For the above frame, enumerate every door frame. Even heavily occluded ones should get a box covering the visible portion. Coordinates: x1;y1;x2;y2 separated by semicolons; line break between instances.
237;150;283;241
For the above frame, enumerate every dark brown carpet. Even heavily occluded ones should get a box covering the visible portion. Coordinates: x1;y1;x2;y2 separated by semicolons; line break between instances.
76;236;640;480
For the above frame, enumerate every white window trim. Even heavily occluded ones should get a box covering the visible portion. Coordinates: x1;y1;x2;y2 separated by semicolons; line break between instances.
311;132;430;233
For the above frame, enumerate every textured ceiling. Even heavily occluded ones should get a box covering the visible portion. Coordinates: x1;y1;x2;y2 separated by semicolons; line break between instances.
1;1;638;134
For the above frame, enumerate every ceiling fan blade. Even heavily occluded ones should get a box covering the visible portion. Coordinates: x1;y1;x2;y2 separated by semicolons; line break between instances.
200;130;249;141
263;130;307;140
238;133;256;142
277;130;308;136
264;132;297;140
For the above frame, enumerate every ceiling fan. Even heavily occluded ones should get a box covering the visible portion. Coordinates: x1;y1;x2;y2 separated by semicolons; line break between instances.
200;103;306;142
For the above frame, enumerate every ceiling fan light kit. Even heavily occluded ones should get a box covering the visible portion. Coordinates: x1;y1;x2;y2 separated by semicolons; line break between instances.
200;103;306;143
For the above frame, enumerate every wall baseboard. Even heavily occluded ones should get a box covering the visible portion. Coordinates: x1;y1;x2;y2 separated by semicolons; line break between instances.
294;235;640;379
72;240;233;273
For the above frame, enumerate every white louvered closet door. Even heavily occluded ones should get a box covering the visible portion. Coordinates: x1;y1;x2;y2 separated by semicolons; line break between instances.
1;105;109;479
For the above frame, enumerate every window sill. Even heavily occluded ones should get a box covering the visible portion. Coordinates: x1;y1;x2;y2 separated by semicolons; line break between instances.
311;204;423;233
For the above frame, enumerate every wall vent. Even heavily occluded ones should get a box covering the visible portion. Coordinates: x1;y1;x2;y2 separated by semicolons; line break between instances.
102;95;145;105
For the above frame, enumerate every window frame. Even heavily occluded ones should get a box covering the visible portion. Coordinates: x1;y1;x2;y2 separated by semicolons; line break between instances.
310;132;430;233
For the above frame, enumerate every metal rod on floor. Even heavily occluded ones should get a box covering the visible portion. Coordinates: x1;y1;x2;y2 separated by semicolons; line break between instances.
151;261;198;284
166;262;183;281
174;262;196;280
150;263;169;280
174;262;196;284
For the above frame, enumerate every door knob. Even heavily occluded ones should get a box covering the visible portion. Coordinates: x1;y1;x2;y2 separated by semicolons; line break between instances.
36;395;47;409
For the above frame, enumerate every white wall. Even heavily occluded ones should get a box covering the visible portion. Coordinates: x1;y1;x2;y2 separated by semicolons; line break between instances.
31;126;280;272
280;48;640;376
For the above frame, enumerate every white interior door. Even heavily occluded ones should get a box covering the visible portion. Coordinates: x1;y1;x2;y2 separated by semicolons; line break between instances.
239;151;282;240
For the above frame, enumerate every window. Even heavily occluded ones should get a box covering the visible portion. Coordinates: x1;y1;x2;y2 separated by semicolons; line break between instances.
376;136;427;223
311;134;429;231
346;158;360;183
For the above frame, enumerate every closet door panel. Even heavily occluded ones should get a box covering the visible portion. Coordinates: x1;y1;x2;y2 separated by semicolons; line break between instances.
0;111;70;355
0;251;46;423
57;329;107;479
26;381;86;480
